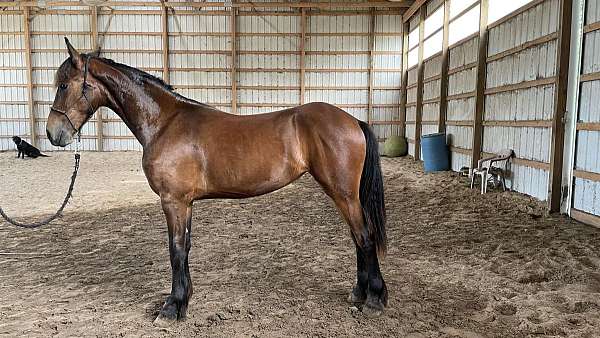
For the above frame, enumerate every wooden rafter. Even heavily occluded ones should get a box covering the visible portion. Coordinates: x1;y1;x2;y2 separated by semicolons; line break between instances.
1;1;414;8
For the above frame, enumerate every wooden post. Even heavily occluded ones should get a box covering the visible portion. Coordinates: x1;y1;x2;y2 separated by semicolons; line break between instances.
471;0;489;169
414;6;426;160
548;0;573;212
438;0;450;134
230;6;237;114
23;7;36;148
91;5;103;151
300;8;306;105
399;21;409;138
161;4;170;84
367;8;376;125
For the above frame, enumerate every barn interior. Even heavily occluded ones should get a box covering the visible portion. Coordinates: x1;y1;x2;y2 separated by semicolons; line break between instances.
0;0;599;337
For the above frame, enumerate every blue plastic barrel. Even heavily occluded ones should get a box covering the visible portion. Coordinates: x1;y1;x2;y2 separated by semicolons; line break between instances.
421;133;450;173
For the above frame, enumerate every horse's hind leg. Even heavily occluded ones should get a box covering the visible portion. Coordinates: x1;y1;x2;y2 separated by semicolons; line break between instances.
328;194;387;316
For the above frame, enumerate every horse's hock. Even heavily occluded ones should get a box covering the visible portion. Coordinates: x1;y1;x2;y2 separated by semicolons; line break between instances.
1;152;599;337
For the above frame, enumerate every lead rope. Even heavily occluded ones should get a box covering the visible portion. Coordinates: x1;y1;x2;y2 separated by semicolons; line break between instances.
0;135;81;228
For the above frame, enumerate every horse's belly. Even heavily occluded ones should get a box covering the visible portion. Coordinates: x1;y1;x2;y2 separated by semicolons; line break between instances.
202;155;306;199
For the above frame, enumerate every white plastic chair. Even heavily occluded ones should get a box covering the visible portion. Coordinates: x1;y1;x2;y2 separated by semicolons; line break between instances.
470;149;514;194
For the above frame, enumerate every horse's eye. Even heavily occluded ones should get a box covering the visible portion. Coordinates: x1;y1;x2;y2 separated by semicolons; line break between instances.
59;83;68;90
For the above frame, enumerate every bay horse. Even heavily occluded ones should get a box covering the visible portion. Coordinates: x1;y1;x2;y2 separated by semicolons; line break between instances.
46;38;387;324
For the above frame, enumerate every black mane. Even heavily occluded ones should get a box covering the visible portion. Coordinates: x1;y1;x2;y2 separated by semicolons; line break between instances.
95;56;175;92
88;54;214;108
56;52;215;109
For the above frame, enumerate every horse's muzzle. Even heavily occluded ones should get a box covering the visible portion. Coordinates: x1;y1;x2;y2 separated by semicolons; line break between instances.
46;126;72;147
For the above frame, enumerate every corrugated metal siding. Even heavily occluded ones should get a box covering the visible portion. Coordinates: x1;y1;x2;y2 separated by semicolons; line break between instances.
427;0;445;15
0;6;403;152
30;12;97;151
422;54;441;136
169;11;231;113
237;12;298;115
372;14;403;140
0;13;27;151
446;36;477;170
406;66;418;157
483;0;558;201
98;9;163;151
573;0;600;216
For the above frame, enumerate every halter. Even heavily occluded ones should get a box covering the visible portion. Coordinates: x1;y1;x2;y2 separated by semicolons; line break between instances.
50;55;96;135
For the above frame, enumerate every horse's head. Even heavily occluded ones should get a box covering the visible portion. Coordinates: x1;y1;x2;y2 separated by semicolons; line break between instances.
46;38;106;147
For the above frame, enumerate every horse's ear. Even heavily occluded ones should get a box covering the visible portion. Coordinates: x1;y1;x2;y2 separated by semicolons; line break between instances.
65;37;83;69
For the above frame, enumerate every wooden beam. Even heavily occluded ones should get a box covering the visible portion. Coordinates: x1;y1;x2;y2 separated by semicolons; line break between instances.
0;1;414;8
23;7;36;148
577;122;600;131
91;5;102;151
230;6;237;114
580;71;600;83
399;21;409;138
161;4;170;84
548;0;572;213
570;209;600;229
484;76;556;95
438;0;450;134
402;0;427;22
367;8;376;125
300;8;306;105
573;169;600;182
414;6;426;160
471;0;489;169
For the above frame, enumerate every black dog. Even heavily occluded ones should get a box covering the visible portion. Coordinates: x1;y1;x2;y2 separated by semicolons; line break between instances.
12;136;49;159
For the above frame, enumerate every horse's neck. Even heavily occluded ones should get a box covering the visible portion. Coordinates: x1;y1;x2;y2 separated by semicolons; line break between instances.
90;59;177;147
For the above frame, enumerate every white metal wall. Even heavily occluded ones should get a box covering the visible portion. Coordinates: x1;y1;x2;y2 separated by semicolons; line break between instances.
0;12;27;150
446;35;477;171
484;0;559;200
422;54;442;139
237;10;297;115
406;67;418;157
32;11;97;151
372;14;403;140
0;4;404;152
98;6;165;151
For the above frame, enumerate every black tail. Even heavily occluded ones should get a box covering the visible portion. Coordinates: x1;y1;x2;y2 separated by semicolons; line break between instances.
358;121;387;258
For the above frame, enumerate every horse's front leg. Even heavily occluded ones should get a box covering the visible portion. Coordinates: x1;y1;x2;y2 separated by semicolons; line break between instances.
154;196;193;325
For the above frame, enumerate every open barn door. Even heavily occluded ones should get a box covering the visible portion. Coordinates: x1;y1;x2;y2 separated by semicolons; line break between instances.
562;0;600;227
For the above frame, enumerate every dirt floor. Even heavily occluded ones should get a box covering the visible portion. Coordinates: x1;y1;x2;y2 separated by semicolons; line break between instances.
0;151;599;338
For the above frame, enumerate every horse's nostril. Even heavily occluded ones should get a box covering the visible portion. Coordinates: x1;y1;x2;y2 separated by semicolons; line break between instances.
46;129;53;144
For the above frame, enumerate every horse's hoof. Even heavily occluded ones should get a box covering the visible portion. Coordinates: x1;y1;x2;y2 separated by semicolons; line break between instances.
348;284;367;304
348;290;366;304
362;297;385;318
153;313;177;327
362;303;384;318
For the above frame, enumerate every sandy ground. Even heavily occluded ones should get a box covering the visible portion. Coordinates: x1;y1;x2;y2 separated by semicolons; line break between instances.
0;151;599;337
